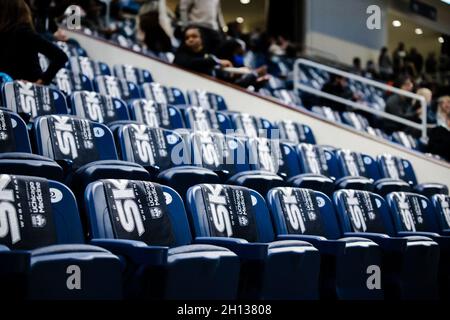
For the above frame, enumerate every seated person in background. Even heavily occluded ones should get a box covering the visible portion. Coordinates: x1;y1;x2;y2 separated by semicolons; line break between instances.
0;0;68;85
174;26;232;76
427;97;450;162
216;38;269;89
321;74;359;113
384;75;416;134
436;96;450;129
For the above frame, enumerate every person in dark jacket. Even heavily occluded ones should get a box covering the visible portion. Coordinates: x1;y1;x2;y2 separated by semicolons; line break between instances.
174;26;232;76
0;0;68;85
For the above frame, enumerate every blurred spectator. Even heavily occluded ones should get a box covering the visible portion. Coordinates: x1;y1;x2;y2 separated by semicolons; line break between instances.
216;38;269;89
384;75;416;133
427;97;450;161
365;60;378;79
409;48;423;75
137;0;173;53
0;0;68;84
378;47;393;80
436;96;450;129
268;36;289;56
174;26;231;76
321;74;357;112
425;52;438;75
352;57;363;76
393;42;406;75
178;0;225;54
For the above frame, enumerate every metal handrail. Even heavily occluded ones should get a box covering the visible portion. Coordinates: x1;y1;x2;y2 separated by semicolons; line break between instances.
293;58;428;140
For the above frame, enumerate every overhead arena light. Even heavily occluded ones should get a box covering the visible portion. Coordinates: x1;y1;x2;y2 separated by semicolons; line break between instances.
415;28;423;35
236;17;245;24
240;0;251;4
438;36;445;43
392;20;402;27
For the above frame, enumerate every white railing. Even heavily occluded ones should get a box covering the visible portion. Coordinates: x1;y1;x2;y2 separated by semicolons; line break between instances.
293;58;429;140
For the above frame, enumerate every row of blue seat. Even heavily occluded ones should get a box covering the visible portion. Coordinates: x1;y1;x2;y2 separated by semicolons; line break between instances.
1;105;447;201
1;170;449;300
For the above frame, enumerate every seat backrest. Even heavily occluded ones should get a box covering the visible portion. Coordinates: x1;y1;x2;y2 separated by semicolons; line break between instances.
187;90;227;111
391;131;419;150
68;57;111;80
116;124;187;171
128;99;184;129
184;106;232;134
2;81;68;121
277;120;316;144
0;72;13;88
386;192;441;234
113;64;153;85
377;154;418;186
54;69;92;96
186;184;275;243
311;106;342;123
85;179;192;247
191;131;249;176
94;75;140;100
431;194;450;234
267;187;341;239
335;149;380;180
342;112;370;131
70;91;129;124
140;82;186;106
333;189;394;235
247;138;300;178
0;174;84;250
232;113;275;139
55;41;87;57
34;115;118;169
0;109;31;153
273;90;303;107
296;143;340;179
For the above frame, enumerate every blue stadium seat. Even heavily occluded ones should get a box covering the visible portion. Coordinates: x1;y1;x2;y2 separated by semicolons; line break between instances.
68;57;111;80
140;82;186;106
70;91;130;124
231;113;276;139
334;149;379;191
190;131;250;181
128;99;184;129
114;124;220;195
186;90;228;110
32;115;150;197
0;109;31;153
276;120;316;144
386;192;450;299
227;137;288;196
333;189;440;299
186;184;321;299
54;69;92;96
311;106;343;123
292;143;340;196
0;174;122;299
55;41;87;57
0;153;63;181
273;90;303;107
93;75;140;100
184;106;232;134
2;81;68;121
391;131;420;151
0;72;13;88
113;64;153;85
376;154;448;197
266;187;382;300
431;194;450;236
84;179;240;299
341;112;370;132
